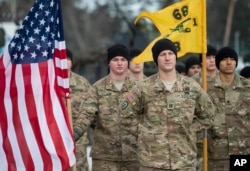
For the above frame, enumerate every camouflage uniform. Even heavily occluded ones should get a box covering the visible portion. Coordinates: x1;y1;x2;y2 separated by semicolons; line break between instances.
120;73;215;171
70;71;93;171
191;70;219;89
74;75;139;171
207;73;250;171
127;74;147;82
191;71;219;171
91;75;139;170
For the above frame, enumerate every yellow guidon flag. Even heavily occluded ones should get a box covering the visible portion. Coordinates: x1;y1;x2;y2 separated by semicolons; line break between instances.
133;0;207;63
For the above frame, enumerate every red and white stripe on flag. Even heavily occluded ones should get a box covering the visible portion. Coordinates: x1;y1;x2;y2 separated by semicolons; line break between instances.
0;40;75;171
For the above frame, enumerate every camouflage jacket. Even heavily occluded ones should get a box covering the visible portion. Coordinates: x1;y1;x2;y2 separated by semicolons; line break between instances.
191;70;219;90
70;71;93;123
208;73;250;160
120;73;215;170
70;71;92;169
73;72;98;142
191;71;219;142
90;75;138;161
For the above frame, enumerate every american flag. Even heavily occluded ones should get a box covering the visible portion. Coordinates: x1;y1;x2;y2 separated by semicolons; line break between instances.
0;0;76;170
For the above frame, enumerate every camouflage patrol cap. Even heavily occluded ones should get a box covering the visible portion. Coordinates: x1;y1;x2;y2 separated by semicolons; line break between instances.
152;38;177;65
215;47;238;69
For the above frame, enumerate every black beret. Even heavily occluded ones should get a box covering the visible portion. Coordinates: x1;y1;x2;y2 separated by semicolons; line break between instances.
215;47;238;69
152;38;177;65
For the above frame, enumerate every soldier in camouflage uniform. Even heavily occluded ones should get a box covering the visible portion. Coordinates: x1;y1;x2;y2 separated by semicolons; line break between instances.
192;45;218;85
185;56;201;77
207;47;250;171
191;45;217;171
128;48;146;81
120;38;215;171
240;66;250;79
67;49;91;171
73;44;139;171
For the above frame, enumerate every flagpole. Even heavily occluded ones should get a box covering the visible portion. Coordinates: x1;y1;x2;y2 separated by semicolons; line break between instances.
201;53;208;171
58;0;77;169
203;129;208;171
66;98;77;171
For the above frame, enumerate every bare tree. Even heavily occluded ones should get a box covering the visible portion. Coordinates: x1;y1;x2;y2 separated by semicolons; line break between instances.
223;0;237;46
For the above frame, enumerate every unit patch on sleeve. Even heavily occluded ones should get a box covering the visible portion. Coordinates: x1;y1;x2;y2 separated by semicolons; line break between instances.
121;101;129;110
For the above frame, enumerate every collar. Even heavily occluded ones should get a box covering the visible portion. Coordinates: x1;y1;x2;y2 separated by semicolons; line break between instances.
214;72;244;89
104;75;134;92
151;72;182;92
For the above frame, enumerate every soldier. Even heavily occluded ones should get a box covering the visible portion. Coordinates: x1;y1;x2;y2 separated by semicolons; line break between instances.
185;55;201;77
120;38;215;171
73;44;139;171
175;61;186;76
240;66;250;79
191;45;218;171
192;45;218;84
128;48;146;81
67;49;92;171
207;47;250;171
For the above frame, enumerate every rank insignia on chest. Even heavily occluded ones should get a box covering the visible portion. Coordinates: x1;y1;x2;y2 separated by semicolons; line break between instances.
167;103;174;109
184;87;190;94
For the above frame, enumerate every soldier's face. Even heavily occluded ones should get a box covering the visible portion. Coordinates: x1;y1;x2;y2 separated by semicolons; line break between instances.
219;57;236;74
129;61;144;74
67;58;72;70
206;55;216;72
187;65;201;77
157;50;176;73
109;56;128;75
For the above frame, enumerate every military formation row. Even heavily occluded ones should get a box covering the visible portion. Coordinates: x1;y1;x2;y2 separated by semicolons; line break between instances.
68;38;250;171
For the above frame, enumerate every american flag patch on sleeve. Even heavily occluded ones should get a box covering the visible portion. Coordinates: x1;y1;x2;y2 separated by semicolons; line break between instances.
126;92;135;103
